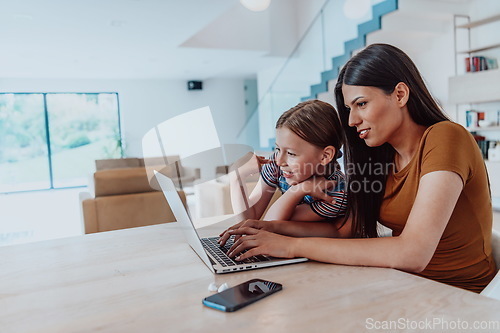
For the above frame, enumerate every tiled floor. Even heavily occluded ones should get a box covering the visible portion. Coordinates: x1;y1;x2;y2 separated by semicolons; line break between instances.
0;188;84;246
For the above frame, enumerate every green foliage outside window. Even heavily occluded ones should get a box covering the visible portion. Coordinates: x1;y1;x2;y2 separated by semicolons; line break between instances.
0;93;122;192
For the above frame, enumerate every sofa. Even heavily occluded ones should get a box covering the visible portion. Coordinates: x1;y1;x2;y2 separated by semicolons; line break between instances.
80;157;197;234
194;168;281;218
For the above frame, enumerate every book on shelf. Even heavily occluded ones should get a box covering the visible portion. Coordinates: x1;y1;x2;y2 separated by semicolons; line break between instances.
466;110;500;129
465;56;498;72
473;139;500;161
466;110;485;128
472;134;490;159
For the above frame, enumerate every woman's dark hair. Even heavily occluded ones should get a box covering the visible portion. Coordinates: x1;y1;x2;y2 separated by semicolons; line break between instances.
334;43;449;238
277;100;344;159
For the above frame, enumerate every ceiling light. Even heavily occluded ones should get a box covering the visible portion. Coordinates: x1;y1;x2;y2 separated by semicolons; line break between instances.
240;0;271;12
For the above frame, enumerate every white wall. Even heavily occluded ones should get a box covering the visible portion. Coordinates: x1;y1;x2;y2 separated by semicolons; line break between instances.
0;78;247;157
470;0;500;56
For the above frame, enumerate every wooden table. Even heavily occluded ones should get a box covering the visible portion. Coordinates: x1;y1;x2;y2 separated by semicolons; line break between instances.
1;216;500;333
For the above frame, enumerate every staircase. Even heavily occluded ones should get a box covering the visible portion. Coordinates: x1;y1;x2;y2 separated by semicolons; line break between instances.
238;0;472;150
303;0;398;101
315;0;472;117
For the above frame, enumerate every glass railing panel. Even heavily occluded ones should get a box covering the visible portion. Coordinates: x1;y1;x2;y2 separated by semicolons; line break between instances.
255;6;326;148
239;0;394;149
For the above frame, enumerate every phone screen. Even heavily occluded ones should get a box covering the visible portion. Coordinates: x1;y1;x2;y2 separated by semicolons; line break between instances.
202;279;282;312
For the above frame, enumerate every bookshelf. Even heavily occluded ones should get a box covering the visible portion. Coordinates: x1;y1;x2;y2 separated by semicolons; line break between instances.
455;13;500;53
448;68;500;104
467;126;500;132
449;14;500;202
455;14;500;29
457;43;500;54
452;14;500;73
449;14;500;158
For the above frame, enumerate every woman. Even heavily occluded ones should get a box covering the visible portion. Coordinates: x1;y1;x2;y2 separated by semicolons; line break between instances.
219;43;496;293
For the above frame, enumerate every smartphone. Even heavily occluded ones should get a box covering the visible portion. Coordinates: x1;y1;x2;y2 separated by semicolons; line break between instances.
202;278;282;312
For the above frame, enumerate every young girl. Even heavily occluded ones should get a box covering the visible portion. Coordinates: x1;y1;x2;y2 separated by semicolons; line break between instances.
227;100;347;224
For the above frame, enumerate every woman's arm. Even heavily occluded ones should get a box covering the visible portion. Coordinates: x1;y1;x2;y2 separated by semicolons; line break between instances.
228;171;463;273
218;216;353;247
269;217;353;238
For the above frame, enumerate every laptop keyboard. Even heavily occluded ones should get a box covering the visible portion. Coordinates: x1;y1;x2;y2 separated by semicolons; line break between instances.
201;237;272;267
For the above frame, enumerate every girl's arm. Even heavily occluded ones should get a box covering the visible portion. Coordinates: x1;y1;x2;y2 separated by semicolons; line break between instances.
263;176;337;221
263;191;332;221
229;153;276;219
228;171;463;273
261;188;317;221
230;174;276;220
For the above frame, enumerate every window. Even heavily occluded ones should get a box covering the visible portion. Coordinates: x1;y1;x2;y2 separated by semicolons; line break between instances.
0;93;122;192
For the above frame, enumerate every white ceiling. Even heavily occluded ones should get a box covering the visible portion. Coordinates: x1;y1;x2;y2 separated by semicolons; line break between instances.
2;0;475;81
1;0;294;80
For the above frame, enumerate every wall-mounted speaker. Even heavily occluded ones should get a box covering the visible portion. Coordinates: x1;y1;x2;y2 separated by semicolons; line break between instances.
187;80;203;90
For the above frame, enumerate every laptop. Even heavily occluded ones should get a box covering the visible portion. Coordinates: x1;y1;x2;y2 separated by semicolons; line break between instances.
154;171;308;273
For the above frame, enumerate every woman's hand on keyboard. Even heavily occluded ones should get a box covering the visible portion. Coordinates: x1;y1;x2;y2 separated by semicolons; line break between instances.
218;219;275;247
226;227;296;260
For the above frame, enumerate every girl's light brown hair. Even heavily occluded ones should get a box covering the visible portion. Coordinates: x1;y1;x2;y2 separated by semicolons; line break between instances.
276;100;344;159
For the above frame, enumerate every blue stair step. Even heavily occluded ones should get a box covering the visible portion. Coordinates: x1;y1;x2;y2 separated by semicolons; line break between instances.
331;54;350;70
302;0;398;101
